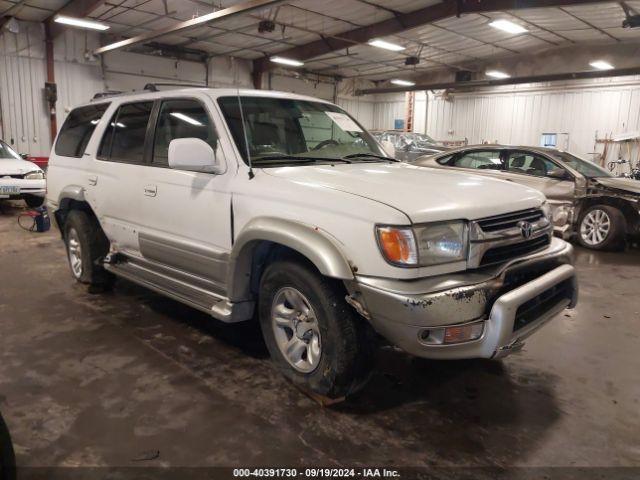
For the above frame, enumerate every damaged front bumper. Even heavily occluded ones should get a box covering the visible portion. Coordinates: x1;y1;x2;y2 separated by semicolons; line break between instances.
351;238;577;360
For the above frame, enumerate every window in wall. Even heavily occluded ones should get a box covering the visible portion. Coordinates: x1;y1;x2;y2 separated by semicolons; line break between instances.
541;133;557;147
55;103;110;158
152;99;217;166
101;102;153;163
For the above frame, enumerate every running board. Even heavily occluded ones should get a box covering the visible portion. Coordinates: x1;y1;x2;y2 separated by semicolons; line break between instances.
104;258;253;323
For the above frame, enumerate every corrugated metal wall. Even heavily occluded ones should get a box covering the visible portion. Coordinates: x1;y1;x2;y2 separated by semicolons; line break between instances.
423;77;640;173
0;22;103;157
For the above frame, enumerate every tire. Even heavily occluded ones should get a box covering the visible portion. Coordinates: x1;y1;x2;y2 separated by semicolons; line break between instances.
63;210;114;289
23;194;44;208
577;205;626;251
0;412;16;480
258;258;374;399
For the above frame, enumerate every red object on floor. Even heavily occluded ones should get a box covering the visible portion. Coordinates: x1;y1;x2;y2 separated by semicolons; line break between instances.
28;157;49;168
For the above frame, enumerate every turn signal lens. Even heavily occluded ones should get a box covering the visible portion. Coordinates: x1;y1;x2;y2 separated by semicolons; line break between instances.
376;226;417;266
443;322;484;344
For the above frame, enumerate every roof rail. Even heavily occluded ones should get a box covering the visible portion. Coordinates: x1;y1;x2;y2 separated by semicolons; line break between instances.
91;90;124;100
143;82;207;92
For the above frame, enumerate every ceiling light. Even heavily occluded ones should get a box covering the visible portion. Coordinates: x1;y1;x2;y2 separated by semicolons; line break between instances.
590;60;614;70
391;79;415;86
368;39;405;51
171;112;203;126
489;19;528;34
54;15;110;31
486;70;511;79
270;56;304;67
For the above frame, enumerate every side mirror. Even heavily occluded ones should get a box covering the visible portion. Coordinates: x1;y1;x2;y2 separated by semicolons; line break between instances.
380;140;396;158
548;168;568;180
20;153;29;160
168;138;223;174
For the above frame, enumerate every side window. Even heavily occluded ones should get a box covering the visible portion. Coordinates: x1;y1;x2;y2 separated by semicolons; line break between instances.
99;102;153;163
452;150;503;170
436;154;454;165
55;103;110;158
506;152;558;177
152;99;217;166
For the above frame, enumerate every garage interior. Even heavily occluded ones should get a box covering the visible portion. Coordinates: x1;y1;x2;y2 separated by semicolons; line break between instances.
1;0;640;476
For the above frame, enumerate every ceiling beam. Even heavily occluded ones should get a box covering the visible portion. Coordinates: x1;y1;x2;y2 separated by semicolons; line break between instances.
355;66;640;95
253;0;610;74
46;0;109;37
93;0;283;55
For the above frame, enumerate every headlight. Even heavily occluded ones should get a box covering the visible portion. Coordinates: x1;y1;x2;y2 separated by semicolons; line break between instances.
540;201;551;220
25;171;44;180
376;221;467;267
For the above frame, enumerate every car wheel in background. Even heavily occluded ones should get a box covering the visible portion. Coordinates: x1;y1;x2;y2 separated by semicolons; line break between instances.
23;195;44;208
577;205;626;251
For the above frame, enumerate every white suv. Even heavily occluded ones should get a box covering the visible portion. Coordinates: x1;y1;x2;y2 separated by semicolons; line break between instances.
46;86;578;399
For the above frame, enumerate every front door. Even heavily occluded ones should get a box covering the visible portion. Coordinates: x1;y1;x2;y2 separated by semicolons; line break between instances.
136;97;233;296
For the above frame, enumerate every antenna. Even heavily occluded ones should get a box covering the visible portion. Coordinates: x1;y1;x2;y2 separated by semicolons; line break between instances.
236;82;254;179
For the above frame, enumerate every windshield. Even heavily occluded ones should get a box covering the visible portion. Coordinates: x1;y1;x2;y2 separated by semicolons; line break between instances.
0;141;21;160
551;151;612;178
406;132;436;144
218;96;387;165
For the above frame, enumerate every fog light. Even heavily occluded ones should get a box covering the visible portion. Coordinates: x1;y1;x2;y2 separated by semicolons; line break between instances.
418;321;484;345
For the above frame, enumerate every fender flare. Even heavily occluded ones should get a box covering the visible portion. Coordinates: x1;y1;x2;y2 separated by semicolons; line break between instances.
227;217;354;302
57;185;86;208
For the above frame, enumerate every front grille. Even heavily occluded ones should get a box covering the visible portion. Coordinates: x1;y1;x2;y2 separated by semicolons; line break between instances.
477;208;544;232
480;235;550;267
514;279;573;331
1;174;24;179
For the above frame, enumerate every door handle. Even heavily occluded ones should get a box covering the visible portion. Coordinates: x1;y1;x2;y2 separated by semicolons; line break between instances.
144;185;157;197
88;175;98;186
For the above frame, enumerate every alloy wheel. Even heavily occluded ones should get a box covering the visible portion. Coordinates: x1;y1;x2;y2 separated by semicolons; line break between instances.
67;228;83;279
580;209;611;246
271;287;322;373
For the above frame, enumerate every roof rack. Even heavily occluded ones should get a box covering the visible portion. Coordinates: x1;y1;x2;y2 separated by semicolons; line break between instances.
143;82;207;92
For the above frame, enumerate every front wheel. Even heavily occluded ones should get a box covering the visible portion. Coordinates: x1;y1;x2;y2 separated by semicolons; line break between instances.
258;258;374;400
23;194;44;208
577;205;626;251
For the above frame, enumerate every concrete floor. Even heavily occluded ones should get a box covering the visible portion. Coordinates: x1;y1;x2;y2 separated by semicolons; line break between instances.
0;201;639;472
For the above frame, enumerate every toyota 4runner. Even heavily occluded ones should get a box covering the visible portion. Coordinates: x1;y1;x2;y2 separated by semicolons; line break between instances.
46;86;578;399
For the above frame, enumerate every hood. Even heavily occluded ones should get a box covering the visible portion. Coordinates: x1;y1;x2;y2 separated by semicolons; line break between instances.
594;177;640;195
0;158;41;176
263;162;545;223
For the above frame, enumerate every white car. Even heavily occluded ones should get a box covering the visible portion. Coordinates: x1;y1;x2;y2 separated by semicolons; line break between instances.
0;140;46;207
46;86;578;399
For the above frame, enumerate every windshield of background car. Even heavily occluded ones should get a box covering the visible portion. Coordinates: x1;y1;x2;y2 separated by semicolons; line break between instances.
0;141;21;160
551;151;613;178
218;96;385;164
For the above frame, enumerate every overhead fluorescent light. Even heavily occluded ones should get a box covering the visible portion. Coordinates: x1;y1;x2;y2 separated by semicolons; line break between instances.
489;19;528;34
270;56;304;67
54;15;110;31
391;79;415;86
590;60;614;70
368;39;405;52
486;70;511;79
171;112;203;126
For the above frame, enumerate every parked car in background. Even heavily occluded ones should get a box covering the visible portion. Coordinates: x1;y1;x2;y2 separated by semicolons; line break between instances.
0;140;46;207
47;88;577;399
372;130;449;161
416;145;640;250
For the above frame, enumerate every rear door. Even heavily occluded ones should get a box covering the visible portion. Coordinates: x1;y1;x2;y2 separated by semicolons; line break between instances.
501;150;576;202
136;96;233;296
88;101;155;254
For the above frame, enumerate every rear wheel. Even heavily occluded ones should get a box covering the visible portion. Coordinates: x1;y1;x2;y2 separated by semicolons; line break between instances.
63;210;114;289
258;258;374;400
577;205;626;251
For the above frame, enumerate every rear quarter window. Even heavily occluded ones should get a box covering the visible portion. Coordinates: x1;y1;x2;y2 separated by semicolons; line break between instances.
55;103;110;158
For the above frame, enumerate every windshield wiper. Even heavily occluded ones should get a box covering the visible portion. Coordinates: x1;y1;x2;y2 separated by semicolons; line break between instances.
343;153;399;162
252;155;352;164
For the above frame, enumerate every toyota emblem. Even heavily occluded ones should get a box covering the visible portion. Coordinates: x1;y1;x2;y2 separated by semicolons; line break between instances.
518;220;533;239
